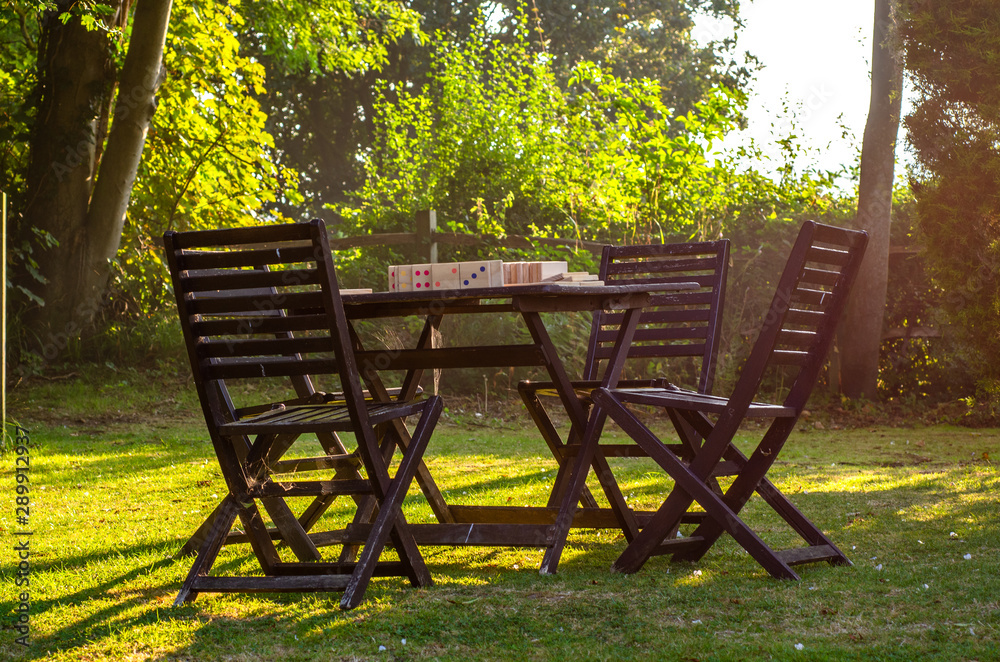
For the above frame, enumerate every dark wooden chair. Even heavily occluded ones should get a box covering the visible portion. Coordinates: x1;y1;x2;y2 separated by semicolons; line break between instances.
546;221;867;578
516;240;729;569
164;219;442;609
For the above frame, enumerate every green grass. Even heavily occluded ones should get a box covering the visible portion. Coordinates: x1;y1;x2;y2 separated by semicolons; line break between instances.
2;372;999;661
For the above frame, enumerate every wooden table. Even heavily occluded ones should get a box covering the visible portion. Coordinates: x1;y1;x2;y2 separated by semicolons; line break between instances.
335;282;696;551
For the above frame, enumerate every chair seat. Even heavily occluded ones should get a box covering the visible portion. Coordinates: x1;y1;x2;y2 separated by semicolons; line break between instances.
235;385;422;418
223;400;429;434
608;386;797;418
518;378;670;403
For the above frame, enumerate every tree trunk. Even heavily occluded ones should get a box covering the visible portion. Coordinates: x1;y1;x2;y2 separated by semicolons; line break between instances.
85;0;173;313
20;2;121;351
838;0;903;399
18;0;172;359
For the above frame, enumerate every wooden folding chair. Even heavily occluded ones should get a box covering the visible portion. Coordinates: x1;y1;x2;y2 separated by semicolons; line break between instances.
548;221;867;579
164;219;442;609
516;241;729;571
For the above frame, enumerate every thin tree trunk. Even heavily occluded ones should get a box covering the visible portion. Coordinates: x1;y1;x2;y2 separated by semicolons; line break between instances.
18;0;172;358
84;0;173;308
839;0;903;398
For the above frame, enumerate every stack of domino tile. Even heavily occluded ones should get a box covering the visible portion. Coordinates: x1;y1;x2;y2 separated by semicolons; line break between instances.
388;260;503;292
502;260;568;284
387;260;598;292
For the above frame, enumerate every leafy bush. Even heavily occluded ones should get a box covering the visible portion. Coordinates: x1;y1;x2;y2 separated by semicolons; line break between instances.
332;9;745;256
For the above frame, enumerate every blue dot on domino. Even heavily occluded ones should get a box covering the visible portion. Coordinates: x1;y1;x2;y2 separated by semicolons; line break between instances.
479;266;486;272
463;279;470;285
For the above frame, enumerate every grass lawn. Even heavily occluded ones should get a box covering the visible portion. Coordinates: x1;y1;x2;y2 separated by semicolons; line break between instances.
2;370;999;661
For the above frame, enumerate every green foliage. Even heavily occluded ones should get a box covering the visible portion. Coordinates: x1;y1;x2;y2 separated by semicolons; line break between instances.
899;0;1000;384
105;0;301;324
335;11;749;253
243;0;754;232
2;0;429;370
243;0;421;75
330;8;867;399
1;2;46;304
514;0;752;118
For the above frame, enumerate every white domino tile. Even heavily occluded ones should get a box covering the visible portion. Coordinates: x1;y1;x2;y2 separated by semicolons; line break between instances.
411;264;433;291
459;261;490;289
431;263;461;290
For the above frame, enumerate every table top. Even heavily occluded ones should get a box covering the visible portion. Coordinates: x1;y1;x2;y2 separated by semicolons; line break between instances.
341;282;698;318
343;281;692;303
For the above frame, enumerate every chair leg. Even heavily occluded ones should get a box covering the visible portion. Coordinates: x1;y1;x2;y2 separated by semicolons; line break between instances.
177;500;227;558
236;499;283;575
335;429;399;565
673;418;850;571
340;397;442;609
539;407;615;575
175;495;240;605
260;496;322;562
604;396;801;579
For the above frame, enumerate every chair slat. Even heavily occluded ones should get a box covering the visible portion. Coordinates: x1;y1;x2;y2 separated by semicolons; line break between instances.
628;308;712;325
811;222;866;247
197;336;335;359
776;329;818;349
596;326;708;344
605;256;720;275
599;292;716;319
607;243;727;258
800;267;842;287
600;309;711;330
203;357;340;381
183;268;322;293
806;245;849;266
179;244;318;270
593;342;708;360
791;287;833;307
784;308;825;328
188;291;324;316
605;273;718;288
192;314;331;337
168;222;314;249
770;349;810;366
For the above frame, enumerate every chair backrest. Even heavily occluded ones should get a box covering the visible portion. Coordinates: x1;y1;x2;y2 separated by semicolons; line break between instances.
162;219;370;434
728;221;868;416
584;240;730;393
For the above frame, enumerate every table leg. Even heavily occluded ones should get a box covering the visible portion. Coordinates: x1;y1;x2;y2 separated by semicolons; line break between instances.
529;306;645;573
520;310;640;526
